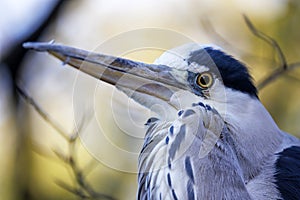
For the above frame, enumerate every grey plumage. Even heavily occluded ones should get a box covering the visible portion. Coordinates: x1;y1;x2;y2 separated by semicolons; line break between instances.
137;44;300;199
138;104;254;199
23;42;300;200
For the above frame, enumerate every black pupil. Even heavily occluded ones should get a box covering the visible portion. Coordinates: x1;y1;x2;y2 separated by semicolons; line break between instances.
200;75;210;86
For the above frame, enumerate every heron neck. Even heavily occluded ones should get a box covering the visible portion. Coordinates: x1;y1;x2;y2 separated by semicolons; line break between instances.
221;95;282;181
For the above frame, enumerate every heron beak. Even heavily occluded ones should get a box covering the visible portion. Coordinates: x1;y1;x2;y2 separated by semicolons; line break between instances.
23;42;188;107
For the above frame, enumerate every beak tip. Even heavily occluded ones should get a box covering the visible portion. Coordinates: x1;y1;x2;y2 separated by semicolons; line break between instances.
22;42;33;49
22;41;57;51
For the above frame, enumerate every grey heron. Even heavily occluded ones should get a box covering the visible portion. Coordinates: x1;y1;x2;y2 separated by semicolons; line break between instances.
23;42;300;200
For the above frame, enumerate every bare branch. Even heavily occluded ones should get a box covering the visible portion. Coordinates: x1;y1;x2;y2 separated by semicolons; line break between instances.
31;143;56;159
17;83;116;200
257;62;300;89
200;17;276;66
243;15;288;70
53;148;70;164
17;84;70;140
243;15;300;90
55;179;89;199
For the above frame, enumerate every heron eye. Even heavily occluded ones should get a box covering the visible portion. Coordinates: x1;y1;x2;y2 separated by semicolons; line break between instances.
196;72;213;89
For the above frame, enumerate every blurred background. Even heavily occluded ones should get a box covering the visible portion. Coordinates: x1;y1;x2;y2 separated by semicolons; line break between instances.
1;0;300;199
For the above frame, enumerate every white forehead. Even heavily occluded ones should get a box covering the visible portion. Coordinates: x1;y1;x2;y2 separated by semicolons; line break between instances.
154;43;222;72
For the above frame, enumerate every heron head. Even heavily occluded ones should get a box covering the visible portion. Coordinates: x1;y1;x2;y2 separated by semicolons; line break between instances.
151;43;258;117
23;42;258;120
111;43;258;119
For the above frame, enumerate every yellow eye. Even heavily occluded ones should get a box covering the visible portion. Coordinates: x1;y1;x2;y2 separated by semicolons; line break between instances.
196;72;213;89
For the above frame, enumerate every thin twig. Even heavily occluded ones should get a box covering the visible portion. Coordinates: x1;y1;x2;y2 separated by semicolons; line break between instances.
55;179;89;199
257;62;300;89
243;15;288;70
242;15;300;90
200;17;277;66
17;84;70;140
31;143;57;159
17;85;116;200
202;15;300;90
